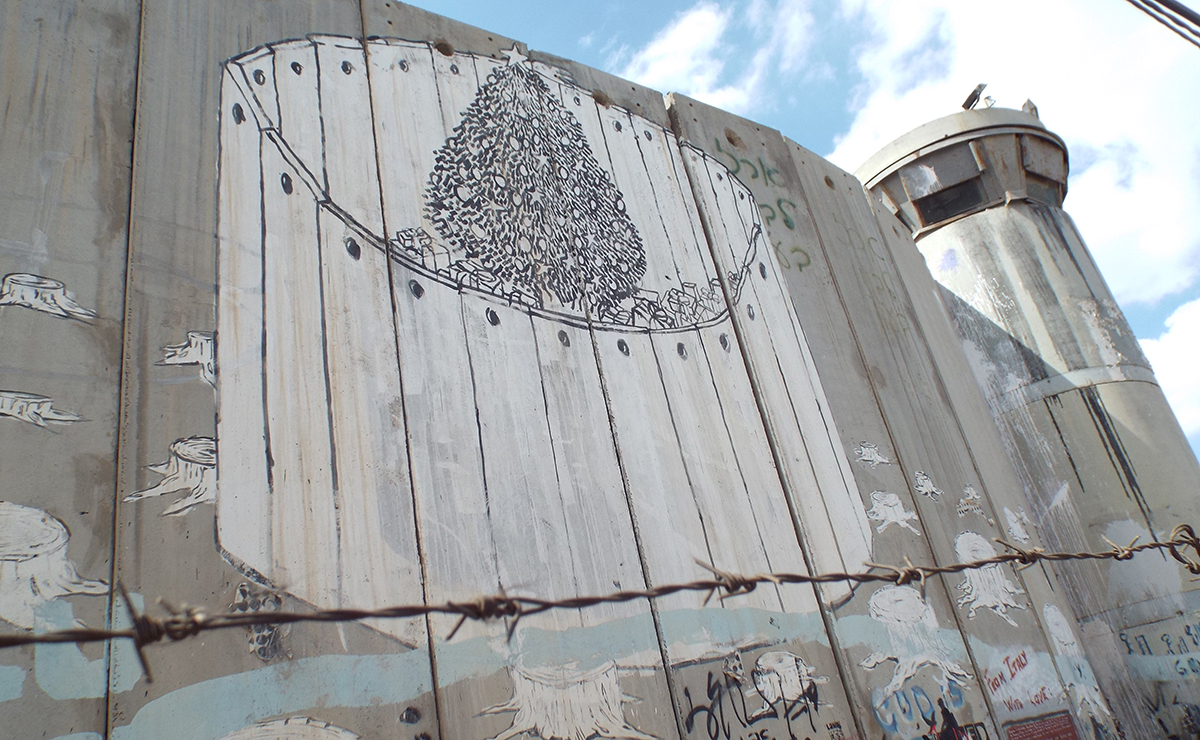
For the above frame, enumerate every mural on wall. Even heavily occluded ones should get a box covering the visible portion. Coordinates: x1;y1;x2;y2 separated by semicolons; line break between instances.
123;436;216;516
0;390;83;428
0;272;96;321
203;33;862;740
0;501;106;630
860;585;973;698
160;331;216;388
866;491;922;536
954;531;1027;627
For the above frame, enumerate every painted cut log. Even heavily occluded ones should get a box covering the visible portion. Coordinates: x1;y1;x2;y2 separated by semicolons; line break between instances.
0;501;107;629
0;272;96;320
124;436;217;516
0;390;83;428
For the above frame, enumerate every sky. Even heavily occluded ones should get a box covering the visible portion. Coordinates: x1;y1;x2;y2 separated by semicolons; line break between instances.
406;0;1200;453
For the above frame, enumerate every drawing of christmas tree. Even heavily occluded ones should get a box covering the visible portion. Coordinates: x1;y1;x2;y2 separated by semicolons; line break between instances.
424;47;647;320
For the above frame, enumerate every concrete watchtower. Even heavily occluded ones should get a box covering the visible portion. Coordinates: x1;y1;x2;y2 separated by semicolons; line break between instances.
858;105;1200;730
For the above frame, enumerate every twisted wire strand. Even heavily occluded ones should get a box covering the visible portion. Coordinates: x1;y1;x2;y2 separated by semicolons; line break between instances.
3;524;1197;682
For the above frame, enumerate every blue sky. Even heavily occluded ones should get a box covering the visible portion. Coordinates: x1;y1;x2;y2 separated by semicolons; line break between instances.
408;0;1200;451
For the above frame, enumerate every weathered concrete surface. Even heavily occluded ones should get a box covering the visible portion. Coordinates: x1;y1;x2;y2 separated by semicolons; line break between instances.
0;1;139;737
668;93;1117;739
0;4;1178;740
860;106;1198;737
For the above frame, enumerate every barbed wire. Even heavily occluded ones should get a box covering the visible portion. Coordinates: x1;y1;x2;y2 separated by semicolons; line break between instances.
3;524;1199;682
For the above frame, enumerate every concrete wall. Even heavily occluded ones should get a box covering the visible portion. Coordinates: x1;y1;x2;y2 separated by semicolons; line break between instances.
859;106;1200;738
0;4;1144;739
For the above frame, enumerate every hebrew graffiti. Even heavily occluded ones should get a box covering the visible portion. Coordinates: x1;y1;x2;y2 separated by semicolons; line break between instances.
0;501;106;629
913;471;943;502
0;390;83;428
481;662;655;740
0;272;96;321
216;717;359;740
854;441;891;468
954;531;1026;627
866;491;921;536
860;585;973;698
160;330;215;388
123;436;216;516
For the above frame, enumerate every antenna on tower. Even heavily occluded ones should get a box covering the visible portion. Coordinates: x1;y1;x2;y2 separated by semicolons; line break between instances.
962;83;987;110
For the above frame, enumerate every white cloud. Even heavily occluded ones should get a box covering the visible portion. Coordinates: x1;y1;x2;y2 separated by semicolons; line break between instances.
617;0;814;115
828;0;1200;308
1142;298;1200;438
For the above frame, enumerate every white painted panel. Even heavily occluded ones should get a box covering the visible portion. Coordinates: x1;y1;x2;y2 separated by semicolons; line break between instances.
271;40;325;193
314;36;382;233
261;136;338;608
460;300;582;632
216;71;271;580
690;148;873;596
594;105;681;303
650;329;783;615
531;320;648;625
389;261;496;641
317;207;424;646
367;39;441;233
230;46;281;131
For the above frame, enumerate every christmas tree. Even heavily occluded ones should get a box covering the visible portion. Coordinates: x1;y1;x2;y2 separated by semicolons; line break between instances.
425;47;647;321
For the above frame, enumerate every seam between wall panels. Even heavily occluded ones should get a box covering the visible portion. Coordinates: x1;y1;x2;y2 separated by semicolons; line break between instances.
357;13;447;739
107;1;147;736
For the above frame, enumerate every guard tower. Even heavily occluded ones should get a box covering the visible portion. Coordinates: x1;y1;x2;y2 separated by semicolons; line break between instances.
859;105;1200;734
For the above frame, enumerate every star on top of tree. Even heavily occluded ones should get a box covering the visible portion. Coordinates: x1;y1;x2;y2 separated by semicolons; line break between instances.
500;44;527;66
